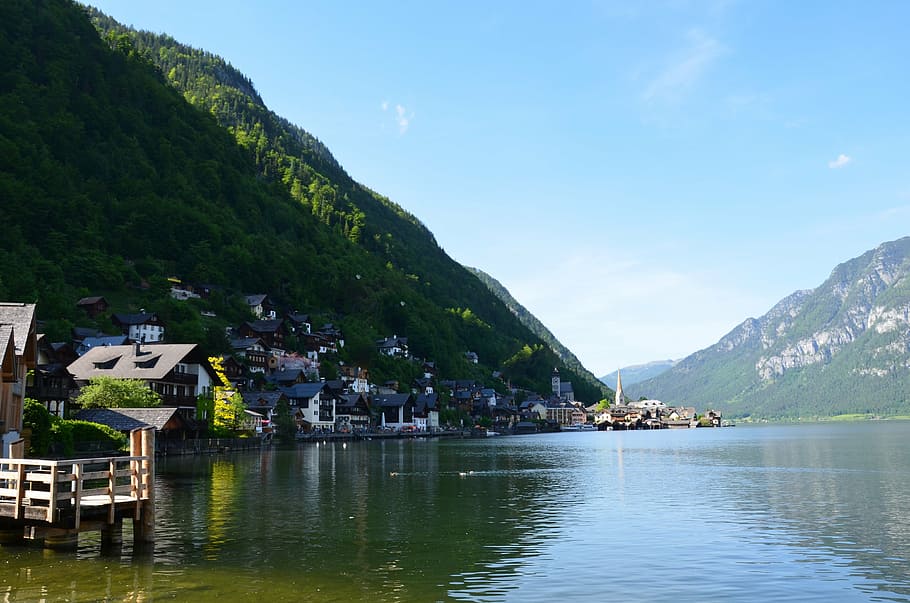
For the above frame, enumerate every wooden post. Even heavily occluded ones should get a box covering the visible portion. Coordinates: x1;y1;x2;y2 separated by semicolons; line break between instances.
100;518;123;556
130;429;142;519
133;427;155;548
9;439;24;459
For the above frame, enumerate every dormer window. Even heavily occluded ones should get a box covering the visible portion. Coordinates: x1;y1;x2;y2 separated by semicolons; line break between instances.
93;357;120;370
135;356;160;369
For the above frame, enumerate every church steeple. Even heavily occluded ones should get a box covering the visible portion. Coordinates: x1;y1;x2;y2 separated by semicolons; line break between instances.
551;367;561;398
614;369;625;407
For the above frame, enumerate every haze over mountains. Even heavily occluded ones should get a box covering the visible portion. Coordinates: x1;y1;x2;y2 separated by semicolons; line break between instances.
630;237;910;418
600;361;677;388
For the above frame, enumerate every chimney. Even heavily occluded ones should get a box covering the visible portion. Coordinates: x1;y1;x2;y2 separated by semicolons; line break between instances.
135;341;141;356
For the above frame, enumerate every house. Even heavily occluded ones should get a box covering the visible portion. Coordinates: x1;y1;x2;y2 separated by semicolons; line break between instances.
240;409;264;434
376;335;408;358
413;377;434;395
266;368;309;388
220;355;246;387
280;381;336;432
465;351;478;364
519;398;547;421
230;337;270;373
244;294;273;319
26;335;77;417
66;342;218;407
0;303;37;456
339;365;370;393
374;393;416;430
285;311;311;335
239;319;285;350
335;392;372;431
422;361;437;379
76;296;109;318
241;390;287;433
111;312;165;343
170;286;200;301
414;393;439;431
74;407;201;451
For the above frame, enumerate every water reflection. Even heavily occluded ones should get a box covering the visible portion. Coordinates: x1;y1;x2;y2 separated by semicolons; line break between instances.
2;425;909;601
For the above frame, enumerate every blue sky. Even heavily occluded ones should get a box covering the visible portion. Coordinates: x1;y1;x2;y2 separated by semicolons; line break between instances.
87;1;910;377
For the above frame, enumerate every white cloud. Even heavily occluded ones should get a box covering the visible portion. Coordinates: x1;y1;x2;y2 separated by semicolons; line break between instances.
395;104;410;134
828;153;851;169
642;29;725;103
380;101;412;134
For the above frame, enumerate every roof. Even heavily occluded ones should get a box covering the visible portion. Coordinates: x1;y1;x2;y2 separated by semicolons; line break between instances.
416;393;438;412
0;325;14;367
76;296;107;305
375;394;414;408
75;407;184;432
0;302;36;355
241;391;285;409
230;337;267;350
280;382;327;399
244;319;284;334
67;343;209;381
245;294;268;306
112;312;161;326
77;335;129;354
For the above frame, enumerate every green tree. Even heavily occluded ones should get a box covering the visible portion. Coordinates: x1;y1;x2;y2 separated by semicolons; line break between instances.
273;397;295;441
76;377;162;408
209;356;246;436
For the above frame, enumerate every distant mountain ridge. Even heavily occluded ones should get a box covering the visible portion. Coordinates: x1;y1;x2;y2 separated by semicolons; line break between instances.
632;237;910;418
601;360;677;388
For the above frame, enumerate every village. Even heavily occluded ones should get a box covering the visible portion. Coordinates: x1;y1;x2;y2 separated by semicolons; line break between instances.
1;289;720;459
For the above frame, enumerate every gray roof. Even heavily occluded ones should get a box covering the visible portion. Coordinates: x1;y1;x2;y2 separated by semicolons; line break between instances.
75;407;184;432
67;343;209;381
375;394;414;408
112;312;161;326
0;302;36;355
230;337;267;350
77;335;129;355
244;319;283;333
245;294;268;306
241;391;285;409
0;325;14;366
280;382;327;399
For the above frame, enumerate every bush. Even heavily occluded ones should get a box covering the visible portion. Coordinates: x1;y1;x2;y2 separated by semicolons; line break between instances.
23;399;52;456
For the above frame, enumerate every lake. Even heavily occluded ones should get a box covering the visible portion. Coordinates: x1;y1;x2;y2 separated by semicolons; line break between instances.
2;422;909;602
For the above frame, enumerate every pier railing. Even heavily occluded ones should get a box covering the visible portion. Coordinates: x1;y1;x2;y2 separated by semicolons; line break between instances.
0;428;155;536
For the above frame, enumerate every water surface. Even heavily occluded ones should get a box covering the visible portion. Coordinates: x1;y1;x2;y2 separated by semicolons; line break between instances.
1;422;909;601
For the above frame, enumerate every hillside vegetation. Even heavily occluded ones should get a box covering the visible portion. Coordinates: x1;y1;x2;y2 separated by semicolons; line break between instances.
0;0;604;401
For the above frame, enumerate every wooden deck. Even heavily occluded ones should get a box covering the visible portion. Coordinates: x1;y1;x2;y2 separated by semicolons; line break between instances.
0;428;155;548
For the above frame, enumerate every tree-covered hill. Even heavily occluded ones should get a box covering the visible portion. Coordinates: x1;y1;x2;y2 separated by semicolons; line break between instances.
630;237;910;418
0;0;601;400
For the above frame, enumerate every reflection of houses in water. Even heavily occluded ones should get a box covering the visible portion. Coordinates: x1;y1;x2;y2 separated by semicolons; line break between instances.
594;369;718;430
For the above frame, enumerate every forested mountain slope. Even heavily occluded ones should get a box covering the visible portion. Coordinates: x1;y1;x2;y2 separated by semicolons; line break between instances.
0;0;602;400
632;237;910;418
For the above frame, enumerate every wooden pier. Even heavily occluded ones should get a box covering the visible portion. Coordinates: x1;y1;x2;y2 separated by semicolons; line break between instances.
0;427;155;550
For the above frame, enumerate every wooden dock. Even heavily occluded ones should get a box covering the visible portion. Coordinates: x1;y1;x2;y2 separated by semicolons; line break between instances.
0;427;155;550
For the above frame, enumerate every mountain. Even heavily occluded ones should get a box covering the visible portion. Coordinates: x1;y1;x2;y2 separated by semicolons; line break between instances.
631;237;910;419
0;0;599;400
601;360;677;388
467;267;610;399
